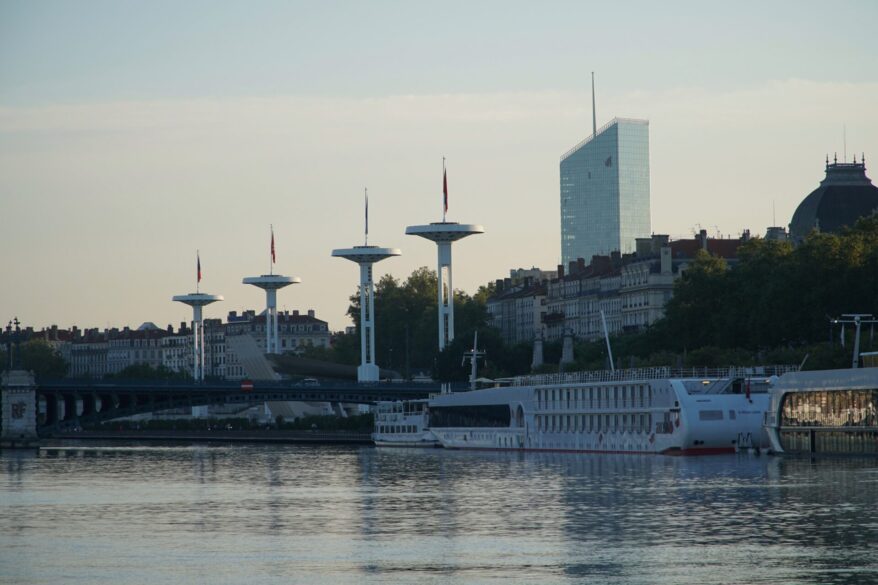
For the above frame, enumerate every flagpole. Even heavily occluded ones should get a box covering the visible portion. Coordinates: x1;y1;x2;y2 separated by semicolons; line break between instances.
365;187;369;246
196;250;200;293
270;225;274;276
442;156;446;223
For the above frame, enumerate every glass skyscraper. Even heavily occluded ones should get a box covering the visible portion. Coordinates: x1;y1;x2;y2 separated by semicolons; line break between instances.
560;118;650;266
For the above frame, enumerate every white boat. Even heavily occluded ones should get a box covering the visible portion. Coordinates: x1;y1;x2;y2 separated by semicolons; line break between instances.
372;399;439;448
427;367;795;455
764;368;878;456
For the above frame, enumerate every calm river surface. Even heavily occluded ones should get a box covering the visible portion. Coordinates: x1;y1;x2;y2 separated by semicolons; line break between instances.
2;443;878;584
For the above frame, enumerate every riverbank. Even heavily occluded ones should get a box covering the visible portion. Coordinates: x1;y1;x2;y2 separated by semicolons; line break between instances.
47;429;373;445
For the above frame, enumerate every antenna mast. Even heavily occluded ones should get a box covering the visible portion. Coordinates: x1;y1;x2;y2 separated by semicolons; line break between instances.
591;71;597;137
462;331;486;391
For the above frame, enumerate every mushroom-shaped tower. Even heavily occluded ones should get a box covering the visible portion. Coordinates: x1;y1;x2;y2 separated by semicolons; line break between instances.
332;246;400;382
406;222;483;351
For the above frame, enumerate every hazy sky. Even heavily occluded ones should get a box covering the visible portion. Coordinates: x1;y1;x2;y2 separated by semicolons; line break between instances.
2;0;877;332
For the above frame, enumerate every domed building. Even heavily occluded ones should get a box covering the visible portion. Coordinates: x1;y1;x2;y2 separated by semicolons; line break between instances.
789;155;878;244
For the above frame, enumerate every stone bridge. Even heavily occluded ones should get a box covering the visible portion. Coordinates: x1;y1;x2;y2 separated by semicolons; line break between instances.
16;378;458;435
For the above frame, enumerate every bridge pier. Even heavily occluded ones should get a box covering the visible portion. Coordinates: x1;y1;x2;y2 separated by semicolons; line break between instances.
1;370;38;448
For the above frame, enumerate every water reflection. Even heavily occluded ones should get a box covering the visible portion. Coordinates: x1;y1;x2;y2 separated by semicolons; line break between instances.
1;445;877;584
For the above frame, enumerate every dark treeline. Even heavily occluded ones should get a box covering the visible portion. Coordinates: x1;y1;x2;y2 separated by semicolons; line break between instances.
659;216;878;350
0;339;67;379
571;217;878;372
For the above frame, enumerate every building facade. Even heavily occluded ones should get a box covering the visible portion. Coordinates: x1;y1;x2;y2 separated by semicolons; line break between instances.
545;231;746;343
560;118;651;266
225;309;331;353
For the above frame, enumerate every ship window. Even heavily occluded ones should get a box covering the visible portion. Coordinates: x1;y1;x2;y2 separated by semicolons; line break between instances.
430;405;512;428
729;410;737;420
699;410;724;421
780;389;878;428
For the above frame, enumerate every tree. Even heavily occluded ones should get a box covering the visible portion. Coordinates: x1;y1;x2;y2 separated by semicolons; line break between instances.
661;250;729;351
17;339;68;379
107;364;190;380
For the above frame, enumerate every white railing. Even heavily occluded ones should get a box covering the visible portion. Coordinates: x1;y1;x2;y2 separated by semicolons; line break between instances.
513;365;799;387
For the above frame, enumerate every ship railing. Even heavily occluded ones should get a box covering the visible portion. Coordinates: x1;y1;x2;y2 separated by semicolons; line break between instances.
513;365;799;387
537;398;664;411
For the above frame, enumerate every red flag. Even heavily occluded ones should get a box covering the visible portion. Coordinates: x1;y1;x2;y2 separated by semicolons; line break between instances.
271;229;276;264
197;252;202;283
443;168;448;214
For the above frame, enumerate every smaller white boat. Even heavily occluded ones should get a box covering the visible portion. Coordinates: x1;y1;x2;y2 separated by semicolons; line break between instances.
372;399;439;447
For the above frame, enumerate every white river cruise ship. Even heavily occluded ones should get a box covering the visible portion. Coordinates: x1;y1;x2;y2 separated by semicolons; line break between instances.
424;367;796;455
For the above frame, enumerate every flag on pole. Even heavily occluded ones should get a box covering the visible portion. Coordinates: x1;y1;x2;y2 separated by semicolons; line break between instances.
271;227;276;264
443;168;448;214
197;252;202;283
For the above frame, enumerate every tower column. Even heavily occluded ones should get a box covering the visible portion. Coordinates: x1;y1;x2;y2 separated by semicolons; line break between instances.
359;263;376;373
266;288;277;353
406;222;484;353
172;293;223;383
193;304;203;381
243;276;300;355
332;246;401;383
437;241;453;350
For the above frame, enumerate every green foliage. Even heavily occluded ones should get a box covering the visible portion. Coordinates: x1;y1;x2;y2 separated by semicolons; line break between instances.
347;267;490;378
9;339;69;379
433;328;532;381
655;218;878;354
277;413;373;433
107;363;190;380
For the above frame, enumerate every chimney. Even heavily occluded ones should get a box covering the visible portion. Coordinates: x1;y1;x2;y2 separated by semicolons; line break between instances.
660;247;672;275
308;309;315;318
700;229;708;251
557;264;565;278
652;234;669;251
293;310;300;316
495;279;504;292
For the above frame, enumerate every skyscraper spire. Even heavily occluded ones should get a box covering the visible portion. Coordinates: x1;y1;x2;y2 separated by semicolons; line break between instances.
591;72;597;137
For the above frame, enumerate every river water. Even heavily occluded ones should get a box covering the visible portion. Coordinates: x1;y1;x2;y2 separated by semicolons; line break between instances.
1;443;877;584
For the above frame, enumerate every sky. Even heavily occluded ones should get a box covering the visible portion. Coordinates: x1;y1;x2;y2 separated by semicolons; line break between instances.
1;0;877;332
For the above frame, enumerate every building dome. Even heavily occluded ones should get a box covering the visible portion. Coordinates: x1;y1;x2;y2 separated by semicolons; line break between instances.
790;156;878;243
